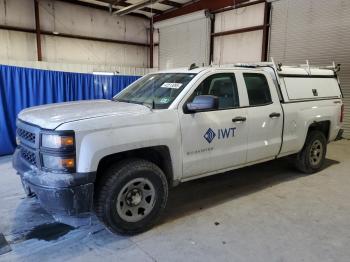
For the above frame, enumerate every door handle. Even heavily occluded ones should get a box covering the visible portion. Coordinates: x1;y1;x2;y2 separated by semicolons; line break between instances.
269;112;281;118
232;116;247;123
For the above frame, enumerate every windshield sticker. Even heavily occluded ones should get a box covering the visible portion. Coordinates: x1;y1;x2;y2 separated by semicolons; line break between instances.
161;83;183;89
160;97;171;104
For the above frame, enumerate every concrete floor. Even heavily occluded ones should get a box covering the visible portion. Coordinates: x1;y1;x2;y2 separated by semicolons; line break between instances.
0;140;350;262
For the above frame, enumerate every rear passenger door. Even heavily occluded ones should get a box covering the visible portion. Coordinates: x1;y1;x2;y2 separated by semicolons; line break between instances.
242;72;283;163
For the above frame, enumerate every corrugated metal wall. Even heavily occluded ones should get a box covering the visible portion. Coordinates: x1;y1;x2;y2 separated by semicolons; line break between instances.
213;2;265;64
0;0;150;68
155;11;210;70
269;0;350;138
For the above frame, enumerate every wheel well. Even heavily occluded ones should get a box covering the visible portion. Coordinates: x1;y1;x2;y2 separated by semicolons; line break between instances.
96;146;174;186
308;121;330;141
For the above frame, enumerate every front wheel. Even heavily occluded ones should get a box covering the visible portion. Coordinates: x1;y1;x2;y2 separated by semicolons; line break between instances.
295;131;327;174
94;159;168;235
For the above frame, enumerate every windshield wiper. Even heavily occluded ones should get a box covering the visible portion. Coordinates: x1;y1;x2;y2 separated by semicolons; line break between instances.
141;100;155;110
141;102;153;110
113;98;132;103
114;98;154;110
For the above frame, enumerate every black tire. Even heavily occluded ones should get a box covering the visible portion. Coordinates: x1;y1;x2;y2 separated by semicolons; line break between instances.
295;130;327;174
94;159;168;235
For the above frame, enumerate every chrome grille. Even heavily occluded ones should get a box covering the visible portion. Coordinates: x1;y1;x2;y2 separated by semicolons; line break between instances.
20;147;37;166
17;128;36;144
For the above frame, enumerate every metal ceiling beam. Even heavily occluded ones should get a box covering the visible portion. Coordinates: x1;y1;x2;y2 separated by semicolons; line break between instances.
211;0;266;14
114;0;183;12
96;0;163;15
160;1;182;8
55;0;150;19
87;0;181;11
154;0;249;22
113;0;163;16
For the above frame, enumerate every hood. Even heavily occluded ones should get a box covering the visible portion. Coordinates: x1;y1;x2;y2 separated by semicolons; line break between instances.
18;99;151;129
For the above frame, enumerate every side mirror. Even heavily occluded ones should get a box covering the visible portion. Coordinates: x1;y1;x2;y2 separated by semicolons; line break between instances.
186;95;219;113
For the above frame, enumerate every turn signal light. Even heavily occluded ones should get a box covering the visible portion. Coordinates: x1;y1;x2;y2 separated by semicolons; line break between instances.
41;134;75;149
61;136;74;146
61;158;75;169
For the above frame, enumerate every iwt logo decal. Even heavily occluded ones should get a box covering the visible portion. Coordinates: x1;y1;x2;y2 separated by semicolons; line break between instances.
204;128;216;143
203;127;236;143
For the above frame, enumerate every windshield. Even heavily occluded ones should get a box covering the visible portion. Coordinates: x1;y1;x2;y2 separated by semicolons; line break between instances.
113;73;196;109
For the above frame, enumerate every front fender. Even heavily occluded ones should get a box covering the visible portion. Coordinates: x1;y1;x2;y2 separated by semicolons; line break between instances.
58;110;183;182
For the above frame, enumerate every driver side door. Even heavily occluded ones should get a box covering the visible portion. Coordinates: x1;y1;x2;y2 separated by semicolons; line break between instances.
179;72;248;179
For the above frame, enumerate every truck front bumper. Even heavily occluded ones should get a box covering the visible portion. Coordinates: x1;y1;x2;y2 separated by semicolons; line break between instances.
13;148;96;227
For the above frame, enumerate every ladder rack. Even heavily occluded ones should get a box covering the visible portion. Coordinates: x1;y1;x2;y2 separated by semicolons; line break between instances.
234;59;341;73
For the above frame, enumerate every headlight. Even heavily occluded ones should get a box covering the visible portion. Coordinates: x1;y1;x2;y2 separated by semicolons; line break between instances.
41;134;74;149
42;155;75;171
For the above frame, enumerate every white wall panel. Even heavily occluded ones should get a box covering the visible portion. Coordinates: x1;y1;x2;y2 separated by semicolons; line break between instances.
0;30;37;61
39;0;149;44
214;2;265;32
153;45;159;69
41;35;149;67
213;30;263;64
0;0;34;28
213;2;265;65
0;0;150;69
155;11;210;69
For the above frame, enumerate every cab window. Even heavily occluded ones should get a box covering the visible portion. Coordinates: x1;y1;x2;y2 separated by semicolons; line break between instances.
243;73;272;106
189;73;239;110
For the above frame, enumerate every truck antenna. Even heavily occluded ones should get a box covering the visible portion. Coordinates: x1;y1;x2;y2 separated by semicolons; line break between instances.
306;60;311;75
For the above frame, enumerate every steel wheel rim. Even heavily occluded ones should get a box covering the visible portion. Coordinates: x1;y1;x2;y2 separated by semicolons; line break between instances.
116;177;156;223
309;140;323;166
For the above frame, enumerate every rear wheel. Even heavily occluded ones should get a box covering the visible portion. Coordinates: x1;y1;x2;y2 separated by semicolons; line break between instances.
94;159;168;235
295;131;327;174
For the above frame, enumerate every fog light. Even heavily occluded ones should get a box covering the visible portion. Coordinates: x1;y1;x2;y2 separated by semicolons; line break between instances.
42;155;75;171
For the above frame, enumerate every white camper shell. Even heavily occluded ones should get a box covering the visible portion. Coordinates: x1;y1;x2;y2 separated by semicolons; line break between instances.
235;61;342;103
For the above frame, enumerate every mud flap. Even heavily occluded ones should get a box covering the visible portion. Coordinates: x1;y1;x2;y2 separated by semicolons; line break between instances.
0;233;11;255
335;129;343;141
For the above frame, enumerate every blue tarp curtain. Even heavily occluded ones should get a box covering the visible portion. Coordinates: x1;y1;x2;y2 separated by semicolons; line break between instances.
0;64;140;156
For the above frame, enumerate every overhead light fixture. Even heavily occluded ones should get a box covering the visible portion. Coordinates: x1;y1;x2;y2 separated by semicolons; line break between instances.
92;71;118;76
113;0;161;16
53;31;59;35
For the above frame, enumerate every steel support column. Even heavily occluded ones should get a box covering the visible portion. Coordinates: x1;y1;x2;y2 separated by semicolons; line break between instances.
34;0;42;61
261;1;271;61
150;19;154;68
209;14;215;65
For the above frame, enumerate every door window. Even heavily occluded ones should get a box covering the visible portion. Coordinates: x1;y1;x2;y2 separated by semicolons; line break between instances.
243;73;272;106
189;73;239;110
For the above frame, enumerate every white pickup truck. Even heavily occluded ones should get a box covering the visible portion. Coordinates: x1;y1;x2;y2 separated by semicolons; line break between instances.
13;62;344;234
